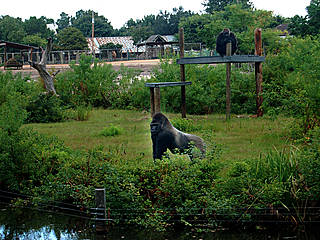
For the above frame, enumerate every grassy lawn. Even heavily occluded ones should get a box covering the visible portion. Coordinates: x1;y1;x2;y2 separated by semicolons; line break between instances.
25;109;295;169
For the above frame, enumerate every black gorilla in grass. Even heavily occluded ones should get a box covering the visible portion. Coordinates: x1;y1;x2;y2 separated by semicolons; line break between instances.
216;28;238;57
150;113;205;160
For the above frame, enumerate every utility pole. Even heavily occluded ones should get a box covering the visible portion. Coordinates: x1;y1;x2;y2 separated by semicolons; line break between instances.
92;11;95;58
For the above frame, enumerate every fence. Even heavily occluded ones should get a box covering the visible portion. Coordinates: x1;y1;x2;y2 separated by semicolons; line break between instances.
0;43;204;66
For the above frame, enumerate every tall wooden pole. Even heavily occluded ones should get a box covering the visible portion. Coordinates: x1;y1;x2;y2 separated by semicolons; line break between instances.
150;87;155;117
92;11;95;58
154;87;161;114
179;28;186;118
255;28;263;117
226;42;232;120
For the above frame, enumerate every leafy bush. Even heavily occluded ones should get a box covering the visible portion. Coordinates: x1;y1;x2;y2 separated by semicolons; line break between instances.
64;105;92;121
171;117;202;132
55;54;142;109
99;124;123;136
264;36;320;130
26;93;65;123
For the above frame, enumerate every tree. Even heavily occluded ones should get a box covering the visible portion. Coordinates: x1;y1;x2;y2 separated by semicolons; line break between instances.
203;0;253;13
167;7;194;35
130;26;153;44
55;27;88;50
23;16;54;39
22;35;47;48
99;43;123;50
118;7;194;38
56;12;71;32
0;15;26;42
71;10;114;37
29;38;57;95
289;15;309;36
306;0;320;35
180;5;281;53
289;0;320;36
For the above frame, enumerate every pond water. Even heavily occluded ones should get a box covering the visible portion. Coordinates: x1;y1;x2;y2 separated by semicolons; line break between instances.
1;203;319;240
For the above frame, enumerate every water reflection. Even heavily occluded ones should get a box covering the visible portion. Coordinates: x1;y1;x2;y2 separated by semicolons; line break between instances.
1;204;319;240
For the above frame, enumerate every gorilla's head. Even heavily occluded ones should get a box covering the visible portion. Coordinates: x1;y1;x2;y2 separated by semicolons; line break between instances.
150;112;171;135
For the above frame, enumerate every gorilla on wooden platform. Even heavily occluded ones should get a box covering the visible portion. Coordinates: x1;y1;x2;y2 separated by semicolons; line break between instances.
150;113;205;160
216;28;238;57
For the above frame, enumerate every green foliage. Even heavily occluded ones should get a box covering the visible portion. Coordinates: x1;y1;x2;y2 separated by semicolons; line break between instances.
263;36;320;131
26;93;65;123
289;0;320;36
23;16;54;39
118;7;194;40
171;118;202;132
55;54;144;110
99;124;123;137
180;4;281;53
71;10;114;37
0;15;26;42
148;57;256;114
22;34;47;48
1;104;320;228
55;27;88;50
0;71;41;132
203;0;253;13
56;12;71;32
73;105;91;121
99;43;123;50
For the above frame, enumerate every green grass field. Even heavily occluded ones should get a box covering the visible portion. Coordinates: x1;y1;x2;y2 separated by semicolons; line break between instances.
25;109;295;169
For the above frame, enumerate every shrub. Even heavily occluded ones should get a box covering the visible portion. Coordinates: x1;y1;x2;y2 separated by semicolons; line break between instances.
99;124;123;136
26;93;65;123
171;117;202;132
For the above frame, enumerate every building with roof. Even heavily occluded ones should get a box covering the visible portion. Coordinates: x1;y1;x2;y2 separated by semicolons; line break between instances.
136;35;178;59
0;40;39;68
87;36;145;59
276;24;291;38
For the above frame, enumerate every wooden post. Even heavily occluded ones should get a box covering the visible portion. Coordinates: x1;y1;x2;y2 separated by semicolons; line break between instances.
154;87;161;114
60;52;64;64
4;45;7;64
95;188;107;232
150;87;155;117
179;28;187;118
226;42;232;120
255;28;263;117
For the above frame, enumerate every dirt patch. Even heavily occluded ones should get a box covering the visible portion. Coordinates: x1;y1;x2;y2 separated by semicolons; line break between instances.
0;59;160;79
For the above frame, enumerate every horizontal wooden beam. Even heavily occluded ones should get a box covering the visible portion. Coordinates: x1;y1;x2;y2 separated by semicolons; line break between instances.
177;55;265;65
145;81;192;88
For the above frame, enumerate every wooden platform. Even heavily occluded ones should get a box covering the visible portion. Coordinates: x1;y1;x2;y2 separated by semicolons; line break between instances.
145;81;192;88
177;55;265;65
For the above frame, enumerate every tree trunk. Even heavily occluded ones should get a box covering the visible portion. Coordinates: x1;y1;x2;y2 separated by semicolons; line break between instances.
29;38;57;95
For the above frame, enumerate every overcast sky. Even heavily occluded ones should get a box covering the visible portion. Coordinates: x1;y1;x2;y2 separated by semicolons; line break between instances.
0;0;310;29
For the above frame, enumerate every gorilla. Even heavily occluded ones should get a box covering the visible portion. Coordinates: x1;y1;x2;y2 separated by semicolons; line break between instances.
150;113;205;160
216;28;238;57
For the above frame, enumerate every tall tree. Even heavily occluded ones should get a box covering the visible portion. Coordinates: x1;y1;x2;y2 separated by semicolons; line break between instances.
0;16;26;42
118;6;194;38
23;16;54;39
289;0;320;36
203;0;252;13
22;35;47;48
56;12;71;32
55;27;88;50
306;0;320;35
71;10;114;37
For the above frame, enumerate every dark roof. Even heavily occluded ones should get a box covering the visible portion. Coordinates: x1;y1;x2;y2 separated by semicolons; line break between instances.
137;35;178;47
276;24;290;35
0;40;39;50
